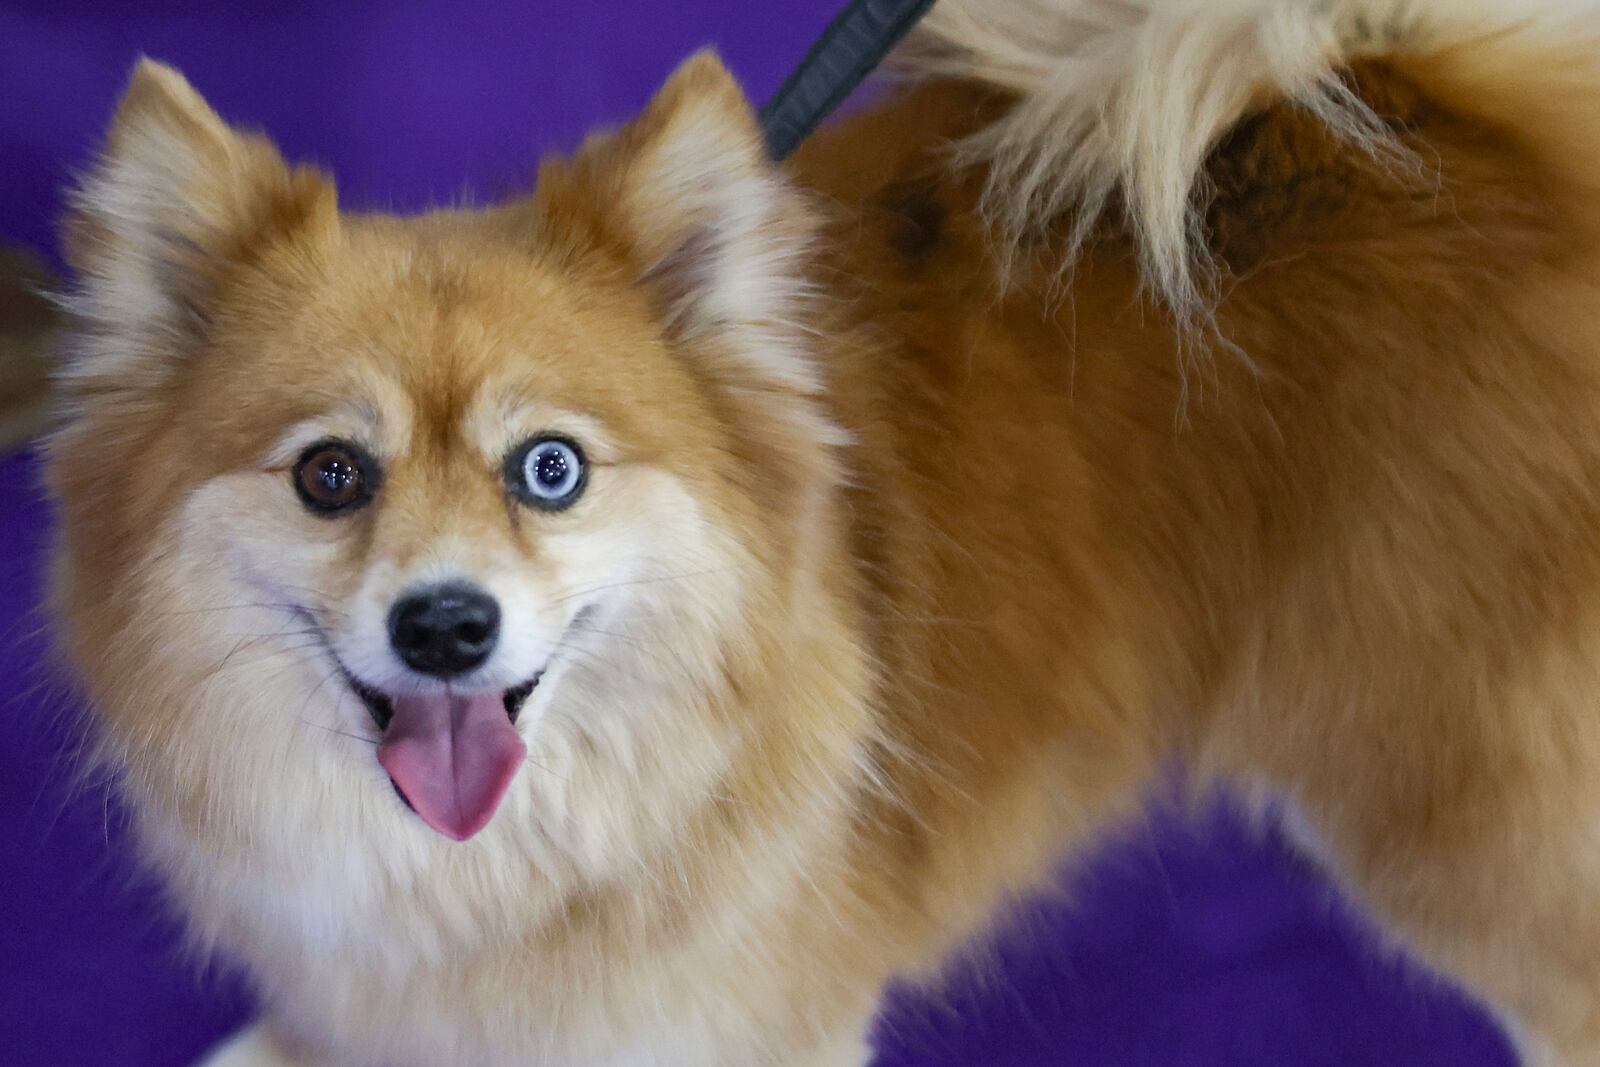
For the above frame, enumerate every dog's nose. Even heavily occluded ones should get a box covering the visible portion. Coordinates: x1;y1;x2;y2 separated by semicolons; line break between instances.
388;582;501;677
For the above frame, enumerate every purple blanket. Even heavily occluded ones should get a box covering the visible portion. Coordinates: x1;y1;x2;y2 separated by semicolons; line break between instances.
0;3;1515;1064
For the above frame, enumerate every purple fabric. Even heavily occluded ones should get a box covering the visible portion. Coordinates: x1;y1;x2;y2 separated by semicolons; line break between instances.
0;4;1516;1064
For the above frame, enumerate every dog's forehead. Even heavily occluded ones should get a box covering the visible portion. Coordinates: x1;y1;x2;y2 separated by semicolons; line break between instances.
320;221;594;368
235;217;693;469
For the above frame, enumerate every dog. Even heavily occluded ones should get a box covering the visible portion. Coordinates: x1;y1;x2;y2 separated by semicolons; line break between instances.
42;1;1600;1063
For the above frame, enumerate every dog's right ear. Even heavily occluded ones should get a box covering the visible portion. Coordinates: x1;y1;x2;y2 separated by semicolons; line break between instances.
64;60;336;390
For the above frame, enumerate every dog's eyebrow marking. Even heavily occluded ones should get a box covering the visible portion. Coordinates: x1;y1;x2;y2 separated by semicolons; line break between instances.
462;388;618;465
263;398;394;468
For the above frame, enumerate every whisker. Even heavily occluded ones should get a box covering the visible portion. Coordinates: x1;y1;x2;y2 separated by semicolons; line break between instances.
550;567;732;606
145;602;338;621
522;751;568;781
565;623;647;650
288;665;345;739
298;719;377;747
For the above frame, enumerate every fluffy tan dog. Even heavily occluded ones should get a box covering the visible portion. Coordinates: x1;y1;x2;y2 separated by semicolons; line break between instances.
43;1;1600;1064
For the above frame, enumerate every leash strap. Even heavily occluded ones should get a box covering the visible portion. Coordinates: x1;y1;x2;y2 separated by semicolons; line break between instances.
759;0;938;160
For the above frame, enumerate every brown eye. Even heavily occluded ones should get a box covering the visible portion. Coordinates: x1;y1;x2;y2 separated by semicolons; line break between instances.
293;441;376;514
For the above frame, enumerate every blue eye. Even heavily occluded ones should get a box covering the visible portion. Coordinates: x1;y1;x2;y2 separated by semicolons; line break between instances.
507;436;586;510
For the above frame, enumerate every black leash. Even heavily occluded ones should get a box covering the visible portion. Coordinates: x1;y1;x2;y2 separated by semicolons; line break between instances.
759;0;938;160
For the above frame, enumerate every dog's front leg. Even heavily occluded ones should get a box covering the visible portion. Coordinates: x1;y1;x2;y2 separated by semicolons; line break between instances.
196;1022;345;1067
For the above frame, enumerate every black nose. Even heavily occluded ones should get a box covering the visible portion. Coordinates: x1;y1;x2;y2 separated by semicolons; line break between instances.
388;582;500;678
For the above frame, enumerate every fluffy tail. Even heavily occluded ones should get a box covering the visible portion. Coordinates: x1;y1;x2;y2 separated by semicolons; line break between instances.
900;0;1600;315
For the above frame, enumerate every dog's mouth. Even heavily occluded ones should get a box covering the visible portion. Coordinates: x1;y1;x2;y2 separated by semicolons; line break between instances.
335;666;545;843
347;671;543;731
299;603;594;843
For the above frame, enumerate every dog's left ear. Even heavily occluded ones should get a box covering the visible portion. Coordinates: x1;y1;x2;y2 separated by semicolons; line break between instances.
61;60;337;417
547;51;822;394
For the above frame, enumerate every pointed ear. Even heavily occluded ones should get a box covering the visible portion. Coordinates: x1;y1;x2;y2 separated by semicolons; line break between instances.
62;60;336;401
554;51;822;395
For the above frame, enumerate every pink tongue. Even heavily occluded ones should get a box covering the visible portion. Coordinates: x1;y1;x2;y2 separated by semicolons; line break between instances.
377;692;526;841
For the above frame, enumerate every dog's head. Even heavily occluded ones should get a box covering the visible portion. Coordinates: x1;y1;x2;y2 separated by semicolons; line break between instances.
47;56;853;879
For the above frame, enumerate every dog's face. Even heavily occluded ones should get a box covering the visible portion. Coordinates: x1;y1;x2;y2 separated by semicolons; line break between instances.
48;57;841;873
164;225;755;842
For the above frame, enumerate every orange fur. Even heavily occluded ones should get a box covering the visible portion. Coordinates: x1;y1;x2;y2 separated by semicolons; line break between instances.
42;3;1600;1064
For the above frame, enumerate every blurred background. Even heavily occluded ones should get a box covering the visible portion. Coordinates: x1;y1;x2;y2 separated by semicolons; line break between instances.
0;2;1519;1064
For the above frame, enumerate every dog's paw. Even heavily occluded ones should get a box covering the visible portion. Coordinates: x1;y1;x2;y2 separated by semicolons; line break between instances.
792;1034;874;1067
194;1025;313;1067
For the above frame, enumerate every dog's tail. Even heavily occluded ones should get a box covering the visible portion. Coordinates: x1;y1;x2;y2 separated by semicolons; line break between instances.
899;0;1600;315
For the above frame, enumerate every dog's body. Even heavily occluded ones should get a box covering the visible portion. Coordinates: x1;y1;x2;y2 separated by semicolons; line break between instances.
42;1;1600;1064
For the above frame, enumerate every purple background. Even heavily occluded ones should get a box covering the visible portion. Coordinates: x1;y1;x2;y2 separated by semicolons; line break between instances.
0;3;1517;1064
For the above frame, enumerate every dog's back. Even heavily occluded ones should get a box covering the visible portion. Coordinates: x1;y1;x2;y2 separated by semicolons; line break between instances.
795;5;1600;1062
